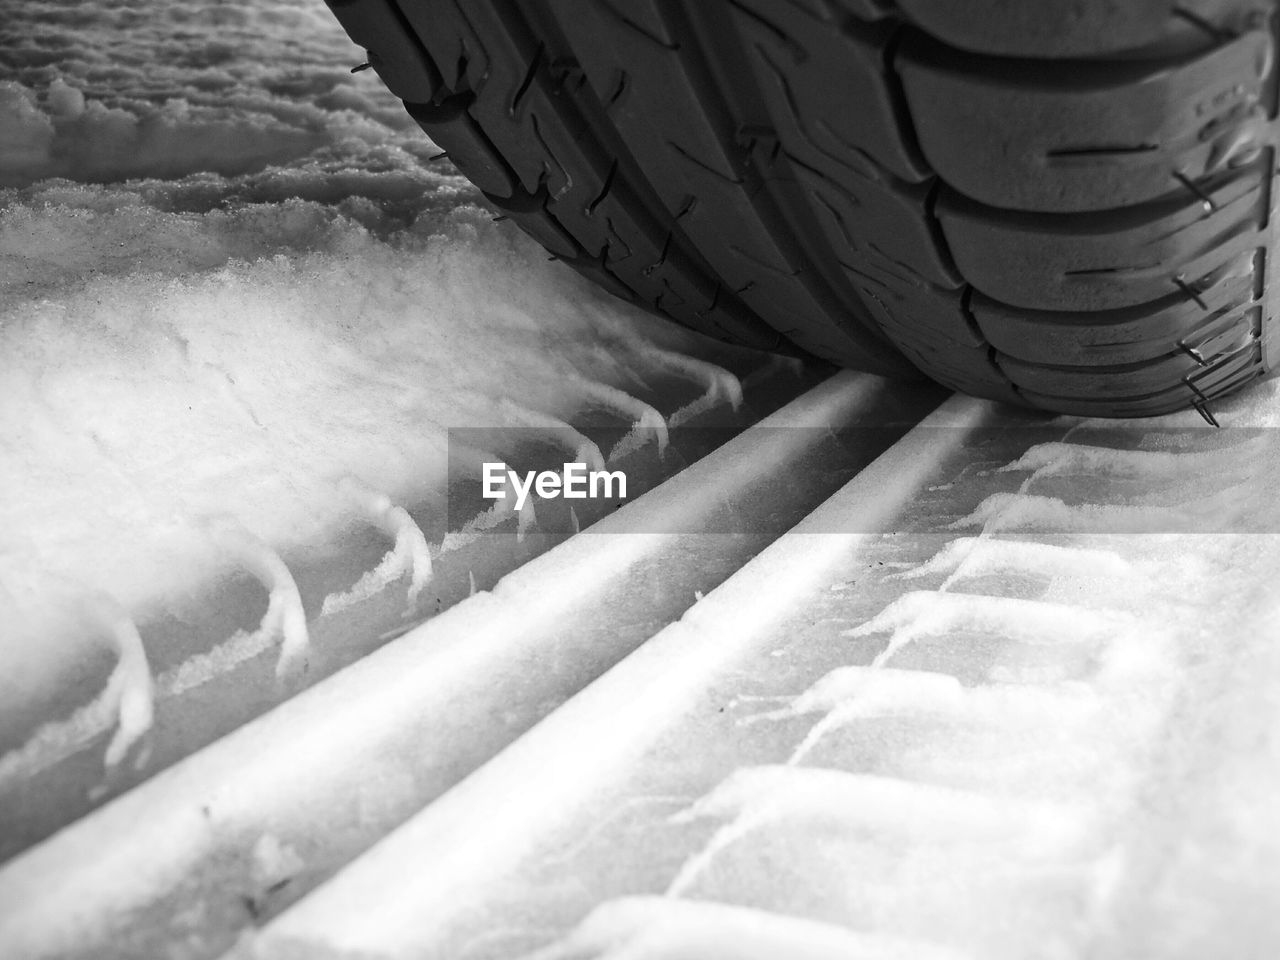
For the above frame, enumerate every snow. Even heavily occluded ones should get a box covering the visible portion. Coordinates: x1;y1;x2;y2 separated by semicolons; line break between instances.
249;833;304;891
0;0;411;186
625;422;1257;958
244;389;1280;959
950;491;1242;534
246;395;988;956
998;438;1267;481
847;590;1133;668
1;195;667;626
666;766;1088;896
643;346;744;429
755;665;968;721
576;381;669;461
518;896;969;960
206;520;309;678
742;664;1101;764
0;372;900;960
0;0;721;735
890;537;1135;583
0;588;154;786
319;479;432;616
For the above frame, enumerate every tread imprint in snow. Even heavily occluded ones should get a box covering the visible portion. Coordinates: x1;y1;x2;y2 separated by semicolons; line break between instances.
325;0;1280;418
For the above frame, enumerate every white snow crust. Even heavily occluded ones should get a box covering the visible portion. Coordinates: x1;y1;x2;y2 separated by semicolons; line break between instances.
0;0;725;716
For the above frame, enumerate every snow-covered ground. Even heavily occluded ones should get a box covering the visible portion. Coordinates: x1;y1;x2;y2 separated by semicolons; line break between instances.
7;6;1280;960
246;392;1280;960
0;0;705;705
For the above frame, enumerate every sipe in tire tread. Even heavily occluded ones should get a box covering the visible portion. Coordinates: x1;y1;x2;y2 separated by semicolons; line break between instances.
325;0;1280;418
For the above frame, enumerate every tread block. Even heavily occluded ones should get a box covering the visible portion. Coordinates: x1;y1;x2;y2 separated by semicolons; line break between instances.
392;0;789;349
997;334;1255;399
838;266;1021;401
437;4;567;197
1186;338;1266;395
1018;343;1263;415
900;28;1274;212
393;0;489;94
896;0;1269;59
835;0;897;21
842;272;982;349
324;0;443;101
485;185;580;258
793;164;961;290
729;0;930;183
547;0;921;377
971;269;1259;365
406;98;517;197
894;340;1024;405
937;158;1269;311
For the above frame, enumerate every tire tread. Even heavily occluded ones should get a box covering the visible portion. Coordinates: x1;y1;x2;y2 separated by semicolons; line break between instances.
324;0;1280;417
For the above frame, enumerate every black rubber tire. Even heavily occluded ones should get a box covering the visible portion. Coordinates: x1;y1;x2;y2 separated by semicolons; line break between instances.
325;0;1280;418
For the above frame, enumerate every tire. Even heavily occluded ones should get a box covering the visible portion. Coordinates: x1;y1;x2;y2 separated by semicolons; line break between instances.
325;0;1280;419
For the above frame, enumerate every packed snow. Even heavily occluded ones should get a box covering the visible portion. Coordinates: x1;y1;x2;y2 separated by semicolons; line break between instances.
666;765;1087;896
239;387;1280;960
519;896;969;960
0;371;869;960
0;0;713;722
890;536;1136;582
